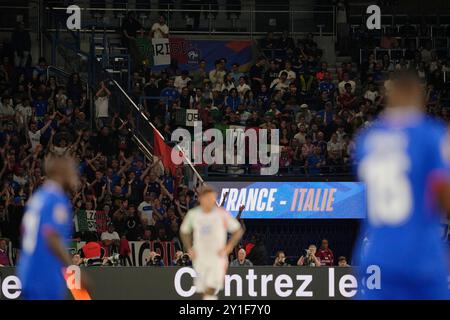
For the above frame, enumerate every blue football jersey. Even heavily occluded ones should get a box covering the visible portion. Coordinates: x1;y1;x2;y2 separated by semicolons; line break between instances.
354;112;450;299
18;182;72;300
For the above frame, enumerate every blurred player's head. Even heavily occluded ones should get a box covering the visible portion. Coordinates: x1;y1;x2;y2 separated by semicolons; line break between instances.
387;70;424;111
44;154;80;192
198;185;217;213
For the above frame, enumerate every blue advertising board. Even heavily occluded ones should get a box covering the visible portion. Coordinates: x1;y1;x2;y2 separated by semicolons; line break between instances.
210;181;366;219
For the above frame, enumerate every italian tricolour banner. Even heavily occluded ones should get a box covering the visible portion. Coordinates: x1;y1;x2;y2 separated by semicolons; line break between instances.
73;210;108;233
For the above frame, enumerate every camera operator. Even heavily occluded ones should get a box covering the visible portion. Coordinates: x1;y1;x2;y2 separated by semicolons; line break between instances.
102;253;121;266
273;250;290;266
146;251;165;267
297;244;321;267
173;250;192;266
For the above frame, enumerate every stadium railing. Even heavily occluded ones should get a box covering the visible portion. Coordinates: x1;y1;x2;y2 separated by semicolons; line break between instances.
0;3;31;31
42;3;336;37
109;79;159;160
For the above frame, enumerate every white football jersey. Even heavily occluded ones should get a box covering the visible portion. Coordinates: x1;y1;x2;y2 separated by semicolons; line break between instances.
180;206;241;259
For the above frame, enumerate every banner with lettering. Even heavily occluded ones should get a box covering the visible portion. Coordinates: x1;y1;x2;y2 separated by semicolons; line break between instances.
73;210;108;233
209;181;366;219
138;37;253;71
136;37;171;67
122;240;182;267
152;38;171;66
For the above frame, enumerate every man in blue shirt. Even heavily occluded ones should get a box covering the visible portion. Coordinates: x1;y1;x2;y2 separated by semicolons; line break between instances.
354;70;450;299
160;78;180;102
18;155;80;300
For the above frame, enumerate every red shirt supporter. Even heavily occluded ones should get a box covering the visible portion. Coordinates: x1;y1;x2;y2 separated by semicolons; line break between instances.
315;239;334;266
0;239;10;266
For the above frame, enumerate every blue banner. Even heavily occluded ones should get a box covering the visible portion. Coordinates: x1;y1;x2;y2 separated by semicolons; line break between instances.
210;181;366;219
169;38;253;71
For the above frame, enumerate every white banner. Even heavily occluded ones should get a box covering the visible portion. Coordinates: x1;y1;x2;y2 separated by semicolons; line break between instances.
152;38;171;66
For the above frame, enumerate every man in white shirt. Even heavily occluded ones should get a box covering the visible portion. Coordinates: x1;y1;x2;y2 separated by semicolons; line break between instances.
138;194;155;226
338;73;356;94
28;116;54;151
15;98;33;124
180;185;244;300
236;76;251;98
94;81;111;127
101;224;120;247
327;133;343;159
279;61;296;85
174;71;192;92
293;124;307;145
270;72;290;93
364;83;379;103
150;15;169;39
209;60;226;92
0;96;15;120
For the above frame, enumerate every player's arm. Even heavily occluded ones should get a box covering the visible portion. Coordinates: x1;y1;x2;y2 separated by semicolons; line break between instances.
224;226;244;255
180;232;194;257
43;227;72;267
42;201;75;268
221;208;244;255
180;211;195;257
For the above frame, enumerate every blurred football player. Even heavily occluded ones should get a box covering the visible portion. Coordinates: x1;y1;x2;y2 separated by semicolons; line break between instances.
18;154;80;300
354;70;450;299
180;185;244;300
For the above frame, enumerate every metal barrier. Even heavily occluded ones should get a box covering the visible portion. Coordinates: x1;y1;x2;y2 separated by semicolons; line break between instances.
109;80;159;157
359;46;450;64
43;3;336;37
0;4;33;31
203;163;353;178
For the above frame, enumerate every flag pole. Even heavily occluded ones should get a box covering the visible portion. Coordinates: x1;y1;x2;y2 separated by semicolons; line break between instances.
112;80;205;185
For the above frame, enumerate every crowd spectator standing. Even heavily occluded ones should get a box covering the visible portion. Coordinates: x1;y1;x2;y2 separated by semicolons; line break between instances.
150;15;170;39
0;238;9;266
315;238;334;266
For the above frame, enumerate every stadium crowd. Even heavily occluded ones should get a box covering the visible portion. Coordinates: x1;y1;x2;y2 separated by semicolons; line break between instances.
0;24;449;267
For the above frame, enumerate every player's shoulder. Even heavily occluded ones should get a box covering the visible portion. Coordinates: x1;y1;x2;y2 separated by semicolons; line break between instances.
216;206;231;217
37;184;71;209
354;120;385;150
420;116;449;138
186;206;202;217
